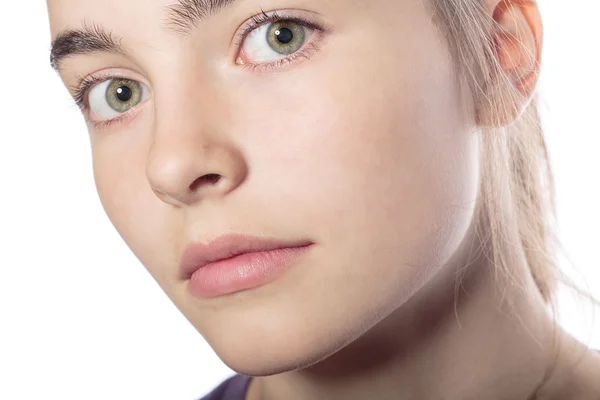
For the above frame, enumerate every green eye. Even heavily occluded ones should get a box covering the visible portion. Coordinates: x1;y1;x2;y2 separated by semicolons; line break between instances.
265;21;306;55
105;79;143;112
239;18;316;66
88;78;149;121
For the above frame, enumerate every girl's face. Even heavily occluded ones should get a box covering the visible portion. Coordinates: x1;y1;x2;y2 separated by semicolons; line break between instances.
48;0;481;374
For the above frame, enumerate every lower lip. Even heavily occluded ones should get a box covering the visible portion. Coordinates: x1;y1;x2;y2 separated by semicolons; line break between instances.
187;245;313;298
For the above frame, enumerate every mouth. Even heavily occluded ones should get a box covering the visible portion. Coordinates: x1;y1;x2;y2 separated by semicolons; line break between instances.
179;233;314;297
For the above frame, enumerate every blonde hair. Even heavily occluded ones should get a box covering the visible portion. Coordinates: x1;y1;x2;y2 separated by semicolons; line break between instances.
428;0;599;313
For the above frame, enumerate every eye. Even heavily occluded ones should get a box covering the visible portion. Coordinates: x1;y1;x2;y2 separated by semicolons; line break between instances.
88;78;150;120
236;19;316;66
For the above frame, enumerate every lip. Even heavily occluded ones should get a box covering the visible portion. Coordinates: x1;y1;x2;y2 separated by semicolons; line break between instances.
180;233;313;281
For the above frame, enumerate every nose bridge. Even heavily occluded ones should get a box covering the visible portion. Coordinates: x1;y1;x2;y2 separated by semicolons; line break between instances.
145;63;246;206
153;60;218;132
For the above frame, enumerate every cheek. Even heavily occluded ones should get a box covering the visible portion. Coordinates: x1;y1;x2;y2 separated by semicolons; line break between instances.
91;141;177;284
245;25;481;302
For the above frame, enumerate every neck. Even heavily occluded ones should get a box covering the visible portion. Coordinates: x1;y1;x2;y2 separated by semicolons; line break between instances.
247;210;568;400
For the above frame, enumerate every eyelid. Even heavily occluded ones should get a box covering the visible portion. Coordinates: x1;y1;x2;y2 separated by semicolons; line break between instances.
86;103;145;132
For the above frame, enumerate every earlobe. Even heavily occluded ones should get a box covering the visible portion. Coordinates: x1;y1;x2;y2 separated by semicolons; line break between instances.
491;0;543;110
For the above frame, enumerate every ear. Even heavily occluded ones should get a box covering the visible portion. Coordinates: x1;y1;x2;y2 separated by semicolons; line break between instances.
485;0;543;124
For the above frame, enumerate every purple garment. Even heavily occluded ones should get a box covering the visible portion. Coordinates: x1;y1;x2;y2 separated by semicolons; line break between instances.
200;374;252;400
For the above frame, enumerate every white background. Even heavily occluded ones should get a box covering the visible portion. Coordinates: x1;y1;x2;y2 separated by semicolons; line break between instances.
0;1;598;399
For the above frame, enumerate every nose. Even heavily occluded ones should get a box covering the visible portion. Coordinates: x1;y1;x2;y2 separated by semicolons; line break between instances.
145;79;248;207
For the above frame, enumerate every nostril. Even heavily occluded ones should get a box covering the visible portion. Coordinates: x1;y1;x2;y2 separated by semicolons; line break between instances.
191;174;221;190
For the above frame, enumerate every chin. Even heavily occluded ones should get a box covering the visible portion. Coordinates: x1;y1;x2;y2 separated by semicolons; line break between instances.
205;317;356;377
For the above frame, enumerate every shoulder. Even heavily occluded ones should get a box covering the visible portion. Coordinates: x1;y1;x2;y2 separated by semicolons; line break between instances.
199;374;253;400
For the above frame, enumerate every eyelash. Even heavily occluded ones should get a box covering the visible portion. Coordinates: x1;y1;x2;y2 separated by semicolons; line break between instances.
71;10;326;130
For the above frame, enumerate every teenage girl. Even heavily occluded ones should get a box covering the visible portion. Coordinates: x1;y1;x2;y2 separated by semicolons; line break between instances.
46;0;600;399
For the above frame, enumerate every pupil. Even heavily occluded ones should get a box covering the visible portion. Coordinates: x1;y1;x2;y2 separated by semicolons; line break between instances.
276;27;293;44
116;86;132;102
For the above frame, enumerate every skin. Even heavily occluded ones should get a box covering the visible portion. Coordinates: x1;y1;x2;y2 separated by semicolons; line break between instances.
46;0;600;399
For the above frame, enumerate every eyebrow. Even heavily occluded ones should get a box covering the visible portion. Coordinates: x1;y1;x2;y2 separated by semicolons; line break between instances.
164;0;238;34
49;0;238;72
50;23;125;72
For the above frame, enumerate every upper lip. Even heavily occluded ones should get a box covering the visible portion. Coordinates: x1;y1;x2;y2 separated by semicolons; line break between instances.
180;233;313;280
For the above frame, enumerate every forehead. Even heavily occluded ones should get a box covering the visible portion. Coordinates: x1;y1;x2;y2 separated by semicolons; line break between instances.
46;0;253;69
46;0;322;39
47;0;168;39
49;0;257;42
